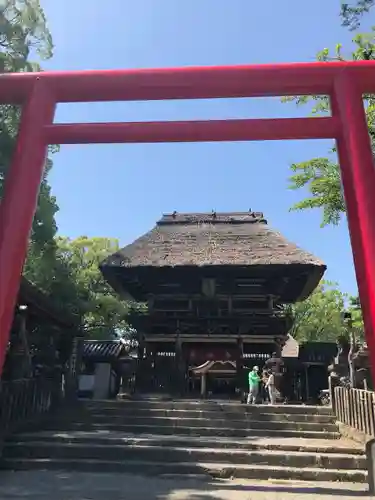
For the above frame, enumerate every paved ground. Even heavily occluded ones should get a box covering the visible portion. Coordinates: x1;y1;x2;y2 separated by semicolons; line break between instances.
0;470;372;500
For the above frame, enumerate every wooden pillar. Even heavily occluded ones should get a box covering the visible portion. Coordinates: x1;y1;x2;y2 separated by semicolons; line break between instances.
19;307;32;376
236;337;244;400
136;334;145;392
65;333;83;401
274;337;283;358
175;334;184;395
144;343;152;391
152;346;158;391
11;306;32;379
305;364;310;401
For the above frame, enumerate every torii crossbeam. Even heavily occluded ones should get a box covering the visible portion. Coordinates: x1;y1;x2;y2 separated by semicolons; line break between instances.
0;61;375;383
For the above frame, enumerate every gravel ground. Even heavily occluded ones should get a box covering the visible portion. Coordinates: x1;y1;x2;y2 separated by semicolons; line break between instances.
0;470;372;500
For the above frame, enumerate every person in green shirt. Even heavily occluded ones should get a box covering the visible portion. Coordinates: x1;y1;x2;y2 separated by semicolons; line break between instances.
247;366;260;404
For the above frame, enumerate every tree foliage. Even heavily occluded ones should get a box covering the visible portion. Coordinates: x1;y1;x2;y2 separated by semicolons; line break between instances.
0;1;84;323
341;1;374;30
288;281;363;342
282;31;375;227
288;281;346;342
0;2;91;330
0;4;139;340
55;237;136;339
0;0;53;61
0;1;59;264
348;295;365;332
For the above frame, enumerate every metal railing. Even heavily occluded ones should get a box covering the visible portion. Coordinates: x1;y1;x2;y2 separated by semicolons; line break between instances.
334;386;375;437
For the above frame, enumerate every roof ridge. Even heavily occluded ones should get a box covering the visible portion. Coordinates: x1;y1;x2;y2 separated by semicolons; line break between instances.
84;339;121;344
157;211;267;226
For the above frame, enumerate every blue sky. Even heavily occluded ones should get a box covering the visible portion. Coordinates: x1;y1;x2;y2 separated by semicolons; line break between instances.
40;0;365;296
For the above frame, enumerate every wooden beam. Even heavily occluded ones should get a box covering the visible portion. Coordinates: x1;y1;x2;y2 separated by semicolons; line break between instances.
144;334;285;343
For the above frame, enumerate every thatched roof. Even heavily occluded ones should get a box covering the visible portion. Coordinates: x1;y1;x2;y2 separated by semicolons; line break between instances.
102;211;325;269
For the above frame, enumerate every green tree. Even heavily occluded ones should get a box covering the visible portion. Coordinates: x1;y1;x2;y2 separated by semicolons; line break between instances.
283;31;375;227
23;237;83;317
341;1;374;30
348;295;365;338
288;281;365;343
0;4;142;338
288;281;347;342
55;236;135;339
0;1;59;280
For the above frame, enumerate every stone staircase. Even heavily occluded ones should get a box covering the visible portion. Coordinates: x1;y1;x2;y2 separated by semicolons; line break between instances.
0;398;368;483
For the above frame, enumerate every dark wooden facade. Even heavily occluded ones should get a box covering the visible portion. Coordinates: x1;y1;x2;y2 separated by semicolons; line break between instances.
2;277;80;382
101;211;326;396
0;278;81;451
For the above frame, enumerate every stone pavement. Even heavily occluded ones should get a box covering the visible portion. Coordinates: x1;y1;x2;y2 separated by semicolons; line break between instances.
0;470;372;500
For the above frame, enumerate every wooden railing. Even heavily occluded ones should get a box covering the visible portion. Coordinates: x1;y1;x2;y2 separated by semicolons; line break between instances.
334;386;375;437
0;377;62;454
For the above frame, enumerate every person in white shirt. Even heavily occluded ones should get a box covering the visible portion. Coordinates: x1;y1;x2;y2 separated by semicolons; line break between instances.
265;369;276;405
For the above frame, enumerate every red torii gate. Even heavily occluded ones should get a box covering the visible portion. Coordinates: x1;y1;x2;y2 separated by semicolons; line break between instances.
0;61;375;384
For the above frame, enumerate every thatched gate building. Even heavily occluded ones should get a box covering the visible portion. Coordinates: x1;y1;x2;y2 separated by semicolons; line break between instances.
101;211;326;396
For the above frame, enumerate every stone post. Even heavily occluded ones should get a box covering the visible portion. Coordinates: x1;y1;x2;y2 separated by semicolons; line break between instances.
366;438;375;495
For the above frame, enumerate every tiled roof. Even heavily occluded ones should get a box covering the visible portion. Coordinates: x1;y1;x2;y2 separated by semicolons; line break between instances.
82;340;126;362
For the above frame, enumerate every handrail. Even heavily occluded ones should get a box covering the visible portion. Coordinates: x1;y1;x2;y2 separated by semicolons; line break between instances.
334;386;375;437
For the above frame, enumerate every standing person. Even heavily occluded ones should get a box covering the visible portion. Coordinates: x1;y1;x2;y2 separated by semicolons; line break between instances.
262;369;270;403
247;366;260;404
265;369;277;405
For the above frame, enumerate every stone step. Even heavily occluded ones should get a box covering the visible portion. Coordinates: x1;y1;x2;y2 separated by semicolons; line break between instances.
7;431;364;455
83;399;333;415
85;407;336;423
2;457;367;483
4;441;366;471
43;421;341;439
73;415;338;432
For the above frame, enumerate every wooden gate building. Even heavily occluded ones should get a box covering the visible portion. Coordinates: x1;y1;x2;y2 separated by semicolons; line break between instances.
100;211;326;396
